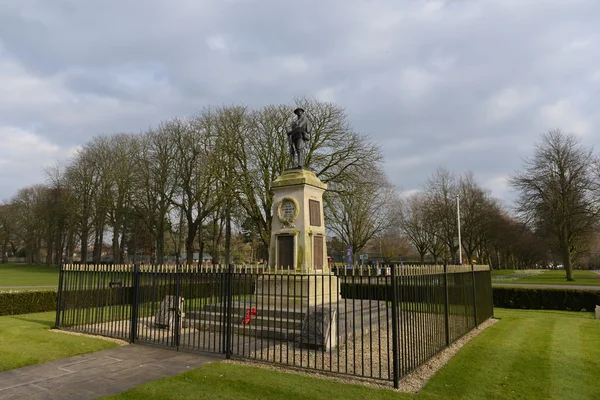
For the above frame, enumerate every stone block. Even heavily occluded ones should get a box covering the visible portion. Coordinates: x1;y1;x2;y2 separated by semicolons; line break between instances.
154;295;184;328
297;307;337;351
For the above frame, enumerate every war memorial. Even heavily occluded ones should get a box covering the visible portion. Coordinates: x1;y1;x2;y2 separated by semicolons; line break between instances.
54;107;494;388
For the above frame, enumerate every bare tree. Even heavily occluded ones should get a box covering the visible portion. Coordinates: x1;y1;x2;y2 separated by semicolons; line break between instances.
0;203;16;263
10;185;49;264
398;193;433;264
458;172;496;264
325;169;399;261
133;122;180;264
366;229;412;263
510;129;600;280
423;168;460;263
171;111;221;264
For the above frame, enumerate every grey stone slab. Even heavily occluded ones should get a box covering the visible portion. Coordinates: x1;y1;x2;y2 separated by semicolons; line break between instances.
0;372;71;391
0;383;47;400
27;387;97;400
297;308;337;351
101;364;169;382
0;370;35;389
57;356;123;372
32;369;111;389
155;295;184;328
0;345;222;400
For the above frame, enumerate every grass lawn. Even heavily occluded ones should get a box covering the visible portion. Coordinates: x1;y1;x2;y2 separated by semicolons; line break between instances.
105;308;600;400
492;269;600;286
0;311;119;371
0;264;59;287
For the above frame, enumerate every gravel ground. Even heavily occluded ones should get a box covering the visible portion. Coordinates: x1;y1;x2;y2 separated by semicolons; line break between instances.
59;309;497;392
231;317;497;392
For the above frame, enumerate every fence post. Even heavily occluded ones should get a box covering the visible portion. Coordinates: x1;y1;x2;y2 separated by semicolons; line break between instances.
130;263;140;344
489;267;495;318
174;264;181;349
390;264;400;389
225;264;234;359
444;263;450;347
472;264;478;328
54;264;65;329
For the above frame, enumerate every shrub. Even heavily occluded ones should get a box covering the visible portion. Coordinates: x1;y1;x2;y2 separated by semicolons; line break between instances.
0;290;57;316
493;287;600;311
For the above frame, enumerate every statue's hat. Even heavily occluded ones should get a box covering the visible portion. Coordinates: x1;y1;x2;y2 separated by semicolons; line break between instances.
293;107;305;114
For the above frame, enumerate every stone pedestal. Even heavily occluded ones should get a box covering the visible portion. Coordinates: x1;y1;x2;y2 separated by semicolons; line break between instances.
269;169;329;273
255;274;340;308
263;168;340;310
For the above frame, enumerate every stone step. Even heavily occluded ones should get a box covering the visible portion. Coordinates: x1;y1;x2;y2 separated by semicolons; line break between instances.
187;318;300;341
197;304;306;321
186;311;302;330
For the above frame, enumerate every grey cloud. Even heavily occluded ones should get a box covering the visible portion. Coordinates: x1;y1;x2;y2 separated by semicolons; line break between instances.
1;0;600;202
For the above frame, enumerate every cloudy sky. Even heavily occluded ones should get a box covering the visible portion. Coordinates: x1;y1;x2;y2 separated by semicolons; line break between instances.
1;0;599;205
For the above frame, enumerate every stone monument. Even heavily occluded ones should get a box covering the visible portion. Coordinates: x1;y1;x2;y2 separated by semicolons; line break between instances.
257;108;340;310
189;108;340;350
269;168;328;273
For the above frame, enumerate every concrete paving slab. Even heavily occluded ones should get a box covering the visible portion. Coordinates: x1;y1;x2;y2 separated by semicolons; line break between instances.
0;344;222;400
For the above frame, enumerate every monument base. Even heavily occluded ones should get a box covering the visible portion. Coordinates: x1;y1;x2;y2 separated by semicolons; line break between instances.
255;274;340;308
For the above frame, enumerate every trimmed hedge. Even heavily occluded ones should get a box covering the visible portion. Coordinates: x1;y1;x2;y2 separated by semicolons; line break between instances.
492;287;600;311
60;280;255;309
1;278;255;316
0;291;57;316
340;283;471;305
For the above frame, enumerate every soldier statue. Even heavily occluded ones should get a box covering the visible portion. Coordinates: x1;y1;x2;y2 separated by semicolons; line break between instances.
287;107;310;168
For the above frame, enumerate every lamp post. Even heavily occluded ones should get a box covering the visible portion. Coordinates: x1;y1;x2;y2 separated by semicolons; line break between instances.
456;194;462;265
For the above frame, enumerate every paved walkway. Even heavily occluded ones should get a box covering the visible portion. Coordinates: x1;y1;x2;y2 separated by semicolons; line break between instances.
493;283;600;291
0;344;222;400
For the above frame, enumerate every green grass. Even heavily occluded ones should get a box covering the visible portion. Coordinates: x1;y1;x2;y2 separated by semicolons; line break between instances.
492;269;600;286
0;311;119;371
106;362;408;400
0;264;59;287
105;309;600;400
417;309;600;399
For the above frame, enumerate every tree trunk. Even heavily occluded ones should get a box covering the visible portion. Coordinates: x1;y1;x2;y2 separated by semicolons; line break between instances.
112;225;120;264
46;236;53;265
1;240;7;263
225;201;232;265
563;247;574;281
156;218;165;265
80;227;89;263
185;220;198;265
65;230;75;264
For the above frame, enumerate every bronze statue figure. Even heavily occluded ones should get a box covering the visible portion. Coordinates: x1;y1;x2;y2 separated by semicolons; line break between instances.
287;107;310;168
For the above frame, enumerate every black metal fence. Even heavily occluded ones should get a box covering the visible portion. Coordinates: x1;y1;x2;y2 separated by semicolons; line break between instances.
55;263;493;388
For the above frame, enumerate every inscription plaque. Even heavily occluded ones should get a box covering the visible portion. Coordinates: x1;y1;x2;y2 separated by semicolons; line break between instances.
309;199;321;226
277;197;299;226
314;235;324;270
281;199;296;219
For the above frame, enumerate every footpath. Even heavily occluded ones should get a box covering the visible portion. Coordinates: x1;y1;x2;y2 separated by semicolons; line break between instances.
0;344;222;400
